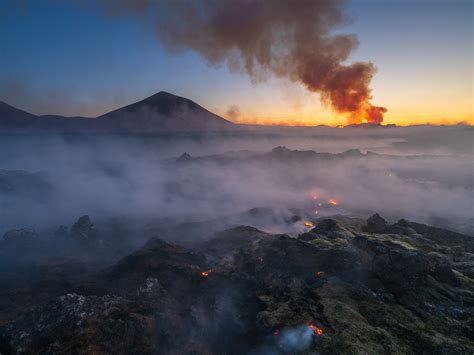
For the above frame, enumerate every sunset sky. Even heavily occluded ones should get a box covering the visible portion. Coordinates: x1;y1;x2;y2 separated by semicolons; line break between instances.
0;0;472;126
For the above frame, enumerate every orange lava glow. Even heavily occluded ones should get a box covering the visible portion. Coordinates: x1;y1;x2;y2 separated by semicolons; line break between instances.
328;199;338;206
309;322;324;336
304;221;315;228
201;269;212;277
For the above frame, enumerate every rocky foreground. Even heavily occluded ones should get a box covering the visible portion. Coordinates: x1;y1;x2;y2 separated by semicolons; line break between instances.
0;214;473;354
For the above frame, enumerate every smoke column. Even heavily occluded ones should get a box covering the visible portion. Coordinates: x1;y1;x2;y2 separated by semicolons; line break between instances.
102;0;387;124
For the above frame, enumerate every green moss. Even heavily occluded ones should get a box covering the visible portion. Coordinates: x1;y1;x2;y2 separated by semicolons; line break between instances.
309;238;333;247
455;270;474;290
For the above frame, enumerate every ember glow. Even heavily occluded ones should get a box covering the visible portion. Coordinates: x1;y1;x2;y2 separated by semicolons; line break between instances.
309;322;324;337
0;1;472;354
200;269;212;277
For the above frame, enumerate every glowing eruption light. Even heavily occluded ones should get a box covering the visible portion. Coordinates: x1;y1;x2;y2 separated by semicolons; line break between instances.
328;199;338;206
309;322;324;336
201;269;212;277
304;221;315;228
145;0;387;124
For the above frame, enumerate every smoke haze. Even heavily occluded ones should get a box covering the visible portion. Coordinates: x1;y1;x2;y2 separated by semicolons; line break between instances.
98;0;387;124
0;125;472;236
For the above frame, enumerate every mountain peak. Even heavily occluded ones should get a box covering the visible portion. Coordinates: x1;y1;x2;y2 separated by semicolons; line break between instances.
97;90;232;131
154;91;178;97
0;91;233;132
136;91;201;115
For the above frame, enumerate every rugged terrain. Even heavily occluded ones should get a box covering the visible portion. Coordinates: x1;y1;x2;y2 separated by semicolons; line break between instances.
0;125;472;354
0;212;473;354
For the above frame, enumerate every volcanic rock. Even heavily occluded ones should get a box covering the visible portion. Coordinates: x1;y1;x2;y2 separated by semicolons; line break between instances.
432;264;462;287
101;237;208;296
394;219;474;251
354;234;431;297
2;229;38;243
1;218;473;354
70;215;99;247
176;152;192;163
299;219;354;242
0;294;157;354
362;213;388;233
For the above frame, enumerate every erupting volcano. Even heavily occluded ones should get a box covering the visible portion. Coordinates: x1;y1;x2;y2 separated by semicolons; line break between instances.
101;0;387;124
0;0;472;354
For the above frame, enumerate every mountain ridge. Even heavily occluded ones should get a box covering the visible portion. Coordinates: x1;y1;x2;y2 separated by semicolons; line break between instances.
0;91;233;132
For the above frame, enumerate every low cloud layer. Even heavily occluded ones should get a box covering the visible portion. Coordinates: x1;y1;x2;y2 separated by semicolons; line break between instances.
0;126;472;236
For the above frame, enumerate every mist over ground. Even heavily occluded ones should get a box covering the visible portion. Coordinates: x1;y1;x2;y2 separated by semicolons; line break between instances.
1;125;472;236
1;0;473;351
1;124;474;354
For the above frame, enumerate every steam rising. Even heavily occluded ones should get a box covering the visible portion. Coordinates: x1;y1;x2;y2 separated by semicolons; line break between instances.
0;125;472;235
105;0;387;123
277;325;316;351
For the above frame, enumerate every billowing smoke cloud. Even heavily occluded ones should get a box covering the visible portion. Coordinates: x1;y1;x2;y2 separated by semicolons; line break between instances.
101;0;387;124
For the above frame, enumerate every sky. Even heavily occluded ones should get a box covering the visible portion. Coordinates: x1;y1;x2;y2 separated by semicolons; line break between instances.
0;0;472;126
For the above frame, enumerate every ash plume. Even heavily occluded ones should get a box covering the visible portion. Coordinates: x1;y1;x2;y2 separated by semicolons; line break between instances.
102;0;387;124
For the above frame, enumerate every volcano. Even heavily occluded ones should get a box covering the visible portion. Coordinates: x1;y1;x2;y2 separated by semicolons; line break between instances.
98;91;232;131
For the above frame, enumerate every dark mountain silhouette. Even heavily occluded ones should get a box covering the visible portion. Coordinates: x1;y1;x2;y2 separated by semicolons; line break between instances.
0;92;233;132
98;91;232;131
0;101;38;129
